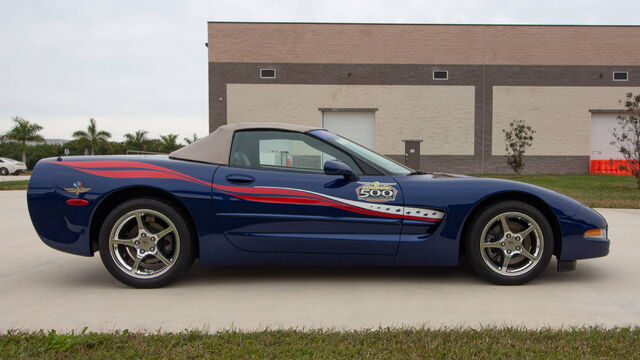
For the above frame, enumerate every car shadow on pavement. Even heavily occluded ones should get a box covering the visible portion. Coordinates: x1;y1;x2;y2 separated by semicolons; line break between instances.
174;257;610;287
176;262;603;288
178;263;476;287
49;257;610;289
536;259;611;284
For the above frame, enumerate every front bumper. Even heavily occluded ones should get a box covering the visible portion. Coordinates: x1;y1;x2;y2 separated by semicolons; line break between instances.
558;206;610;261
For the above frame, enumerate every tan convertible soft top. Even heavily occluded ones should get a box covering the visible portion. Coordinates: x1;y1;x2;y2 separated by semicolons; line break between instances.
169;122;320;165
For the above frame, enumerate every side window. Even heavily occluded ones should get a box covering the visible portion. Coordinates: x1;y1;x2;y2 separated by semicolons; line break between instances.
230;130;362;174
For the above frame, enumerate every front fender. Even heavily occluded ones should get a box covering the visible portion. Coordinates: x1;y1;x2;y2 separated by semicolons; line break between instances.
393;176;588;265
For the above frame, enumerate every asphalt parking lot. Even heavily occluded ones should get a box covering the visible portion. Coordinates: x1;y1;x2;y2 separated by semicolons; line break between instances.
1;190;639;332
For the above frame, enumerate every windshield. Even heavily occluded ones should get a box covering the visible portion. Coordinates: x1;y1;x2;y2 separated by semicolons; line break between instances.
310;130;413;175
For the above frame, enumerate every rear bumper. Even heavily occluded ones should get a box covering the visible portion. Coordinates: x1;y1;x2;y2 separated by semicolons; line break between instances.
27;159;93;257
12;165;27;174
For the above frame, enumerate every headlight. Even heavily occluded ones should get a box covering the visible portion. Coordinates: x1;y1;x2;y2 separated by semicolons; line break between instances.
584;228;607;240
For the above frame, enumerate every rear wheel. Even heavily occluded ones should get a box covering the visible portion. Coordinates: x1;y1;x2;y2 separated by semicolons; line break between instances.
0;167;8;176
465;201;553;285
98;197;195;288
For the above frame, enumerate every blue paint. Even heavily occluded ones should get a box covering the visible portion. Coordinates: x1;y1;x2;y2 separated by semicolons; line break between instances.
27;150;609;269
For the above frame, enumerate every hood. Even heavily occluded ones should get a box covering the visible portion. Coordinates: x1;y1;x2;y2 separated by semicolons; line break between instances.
395;173;585;217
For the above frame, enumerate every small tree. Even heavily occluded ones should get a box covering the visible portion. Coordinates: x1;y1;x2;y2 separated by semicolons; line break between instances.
503;120;536;175
184;133;199;145
72;118;111;155
3;116;45;164
124;130;149;151
159;133;180;153
611;92;640;188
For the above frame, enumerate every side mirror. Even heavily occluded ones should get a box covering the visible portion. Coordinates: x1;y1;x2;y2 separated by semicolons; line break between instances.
324;160;359;181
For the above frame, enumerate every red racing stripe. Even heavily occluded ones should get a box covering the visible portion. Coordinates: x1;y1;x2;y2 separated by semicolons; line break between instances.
54;160;212;187
230;193;441;222
54;160;442;222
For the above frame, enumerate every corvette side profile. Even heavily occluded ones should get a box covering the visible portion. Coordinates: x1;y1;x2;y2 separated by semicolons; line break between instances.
27;123;609;288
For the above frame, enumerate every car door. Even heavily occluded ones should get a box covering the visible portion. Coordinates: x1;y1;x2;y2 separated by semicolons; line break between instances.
212;129;404;255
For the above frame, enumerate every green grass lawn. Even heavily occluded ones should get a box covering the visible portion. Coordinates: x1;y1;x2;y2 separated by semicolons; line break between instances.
0;180;29;190
1;328;638;360
478;174;640;208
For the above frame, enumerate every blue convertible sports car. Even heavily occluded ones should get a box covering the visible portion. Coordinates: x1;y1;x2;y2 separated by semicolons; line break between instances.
27;123;610;288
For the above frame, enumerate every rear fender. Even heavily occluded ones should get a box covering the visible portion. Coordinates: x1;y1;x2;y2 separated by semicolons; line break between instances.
28;157;219;257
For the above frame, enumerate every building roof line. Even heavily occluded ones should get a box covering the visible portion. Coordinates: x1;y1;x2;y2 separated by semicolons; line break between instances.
206;21;640;28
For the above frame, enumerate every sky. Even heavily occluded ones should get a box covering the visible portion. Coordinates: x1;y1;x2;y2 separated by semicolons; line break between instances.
1;0;638;143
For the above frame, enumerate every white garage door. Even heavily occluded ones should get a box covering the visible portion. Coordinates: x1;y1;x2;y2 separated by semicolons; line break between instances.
590;113;623;160
322;111;375;149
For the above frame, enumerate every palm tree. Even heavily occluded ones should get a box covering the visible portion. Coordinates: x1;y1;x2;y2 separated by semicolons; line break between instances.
72;118;111;155
159;133;180;153
124;130;149;150
184;133;199;144
4;116;44;164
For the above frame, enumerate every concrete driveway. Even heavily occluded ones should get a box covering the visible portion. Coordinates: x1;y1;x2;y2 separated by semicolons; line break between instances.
0;175;30;182
1;190;638;332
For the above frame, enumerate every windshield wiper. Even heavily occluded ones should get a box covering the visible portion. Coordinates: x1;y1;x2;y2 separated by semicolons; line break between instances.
408;170;427;175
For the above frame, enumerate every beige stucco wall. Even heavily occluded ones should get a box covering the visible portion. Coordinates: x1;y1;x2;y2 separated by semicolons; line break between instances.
227;84;475;155
492;86;640;156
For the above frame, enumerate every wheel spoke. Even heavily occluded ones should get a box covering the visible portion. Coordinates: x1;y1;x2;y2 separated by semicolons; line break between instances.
153;225;176;241
500;254;512;273
112;238;134;246
129;257;142;274
480;241;502;249
154;252;171;266
135;212;145;233
520;248;537;261
499;215;510;233
517;226;535;240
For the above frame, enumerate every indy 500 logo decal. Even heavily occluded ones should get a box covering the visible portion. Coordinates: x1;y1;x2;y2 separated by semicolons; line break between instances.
355;182;398;202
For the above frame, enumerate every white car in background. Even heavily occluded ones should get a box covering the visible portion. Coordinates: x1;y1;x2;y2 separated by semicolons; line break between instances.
0;157;27;176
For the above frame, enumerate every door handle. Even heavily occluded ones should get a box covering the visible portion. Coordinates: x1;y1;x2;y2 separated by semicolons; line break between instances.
225;174;255;184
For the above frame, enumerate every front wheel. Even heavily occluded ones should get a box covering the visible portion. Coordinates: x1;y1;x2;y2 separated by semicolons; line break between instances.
98;197;195;288
465;201;553;285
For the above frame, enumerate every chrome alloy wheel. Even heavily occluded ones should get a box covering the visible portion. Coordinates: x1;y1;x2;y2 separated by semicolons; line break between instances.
479;211;544;277
108;209;180;279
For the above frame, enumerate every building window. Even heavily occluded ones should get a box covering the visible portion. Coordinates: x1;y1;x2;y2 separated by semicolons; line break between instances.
613;71;628;81
433;70;448;80
260;68;276;79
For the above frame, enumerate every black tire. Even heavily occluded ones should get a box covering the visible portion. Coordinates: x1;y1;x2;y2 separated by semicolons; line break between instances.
465;201;553;285
0;167;8;176
98;197;195;288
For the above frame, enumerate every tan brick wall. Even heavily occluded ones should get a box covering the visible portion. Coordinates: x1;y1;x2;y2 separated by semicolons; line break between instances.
484;26;640;65
209;23;640;65
209;23;485;64
492;86;640;156
227;84;475;155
